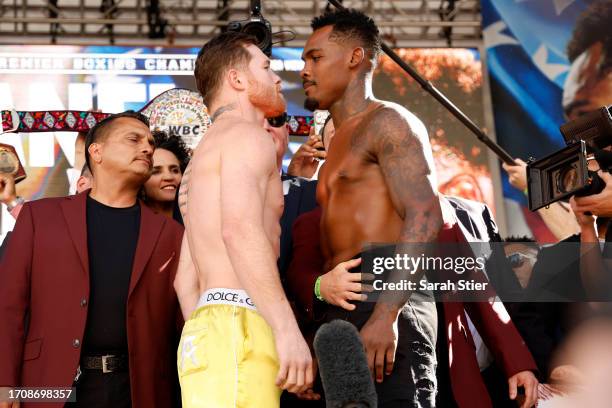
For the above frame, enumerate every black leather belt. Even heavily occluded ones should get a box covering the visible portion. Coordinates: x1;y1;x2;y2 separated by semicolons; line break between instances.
81;355;128;373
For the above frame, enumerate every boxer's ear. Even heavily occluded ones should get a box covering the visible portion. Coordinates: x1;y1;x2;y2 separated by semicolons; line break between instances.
227;68;246;91
349;47;366;68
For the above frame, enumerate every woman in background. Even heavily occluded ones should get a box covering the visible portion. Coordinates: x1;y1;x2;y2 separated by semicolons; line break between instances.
142;131;191;224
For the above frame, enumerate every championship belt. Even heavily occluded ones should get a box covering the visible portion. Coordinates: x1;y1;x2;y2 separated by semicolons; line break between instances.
0;88;212;150
1;88;315;143
141;88;211;150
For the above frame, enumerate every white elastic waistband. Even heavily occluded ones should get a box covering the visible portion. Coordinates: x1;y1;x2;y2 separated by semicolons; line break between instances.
197;288;257;311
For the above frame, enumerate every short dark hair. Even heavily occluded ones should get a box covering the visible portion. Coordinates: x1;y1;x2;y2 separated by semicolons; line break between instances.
85;111;150;175
311;8;381;62
152;130;191;173
567;1;612;77
194;31;258;107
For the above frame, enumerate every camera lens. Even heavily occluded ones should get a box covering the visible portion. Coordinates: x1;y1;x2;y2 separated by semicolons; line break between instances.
557;164;580;194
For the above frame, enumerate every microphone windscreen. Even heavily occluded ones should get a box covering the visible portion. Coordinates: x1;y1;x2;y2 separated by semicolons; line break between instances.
314;319;378;408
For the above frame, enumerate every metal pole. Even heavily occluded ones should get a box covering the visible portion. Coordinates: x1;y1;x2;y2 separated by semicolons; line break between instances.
326;0;515;164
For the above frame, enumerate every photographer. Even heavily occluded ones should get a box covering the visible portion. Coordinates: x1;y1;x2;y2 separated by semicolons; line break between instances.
503;1;612;242
561;0;612;229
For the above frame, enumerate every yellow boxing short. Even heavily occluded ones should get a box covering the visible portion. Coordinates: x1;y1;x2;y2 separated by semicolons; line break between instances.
177;288;281;408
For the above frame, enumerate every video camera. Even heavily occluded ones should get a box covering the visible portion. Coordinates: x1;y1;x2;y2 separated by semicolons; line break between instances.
226;0;272;57
527;106;612;211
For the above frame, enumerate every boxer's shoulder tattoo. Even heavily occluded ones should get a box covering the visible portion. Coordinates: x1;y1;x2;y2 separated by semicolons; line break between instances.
210;103;236;122
349;123;370;152
369;108;440;241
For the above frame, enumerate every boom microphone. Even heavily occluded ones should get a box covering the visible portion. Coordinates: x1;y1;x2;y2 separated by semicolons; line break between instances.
313;320;378;408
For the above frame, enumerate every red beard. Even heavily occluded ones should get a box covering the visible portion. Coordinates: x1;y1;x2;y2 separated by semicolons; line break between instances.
247;76;286;118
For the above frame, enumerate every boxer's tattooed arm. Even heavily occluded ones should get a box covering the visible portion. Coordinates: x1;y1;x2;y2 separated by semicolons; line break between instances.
369;108;443;309
178;164;192;218
370;108;442;242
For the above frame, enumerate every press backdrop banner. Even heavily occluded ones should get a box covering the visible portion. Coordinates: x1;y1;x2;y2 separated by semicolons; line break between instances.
0;45;493;239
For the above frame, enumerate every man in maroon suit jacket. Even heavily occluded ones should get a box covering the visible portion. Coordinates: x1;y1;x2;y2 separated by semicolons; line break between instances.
286;197;538;408
0;112;183;408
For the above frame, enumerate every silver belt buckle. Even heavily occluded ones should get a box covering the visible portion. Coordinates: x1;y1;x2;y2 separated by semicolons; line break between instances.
101;355;112;373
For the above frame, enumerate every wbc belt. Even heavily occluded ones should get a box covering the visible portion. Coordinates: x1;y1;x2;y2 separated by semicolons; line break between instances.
0;88;213;150
1;87;315;139
1;109;315;137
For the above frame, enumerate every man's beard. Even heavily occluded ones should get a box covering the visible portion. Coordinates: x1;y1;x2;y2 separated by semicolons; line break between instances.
304;97;320;112
247;77;286;118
